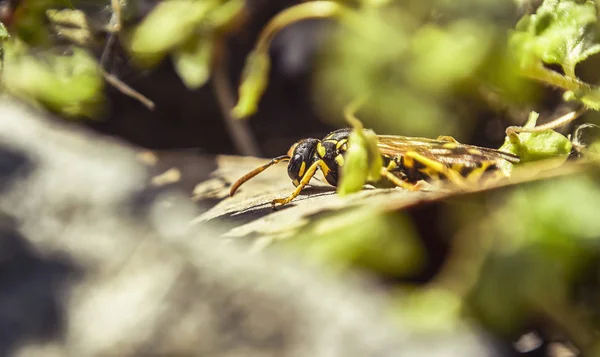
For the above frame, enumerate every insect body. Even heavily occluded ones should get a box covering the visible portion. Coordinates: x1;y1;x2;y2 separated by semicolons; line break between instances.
229;128;520;206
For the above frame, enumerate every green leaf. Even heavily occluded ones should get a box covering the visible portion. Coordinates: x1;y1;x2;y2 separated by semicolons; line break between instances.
364;129;383;181
281;208;424;276
500;111;572;163
338;124;383;196
0;22;8;41
172;36;214;89
46;9;94;46
409;20;494;95
205;0;245;31
3;41;103;117
127;0;218;67
390;288;463;332
510;0;600;78
232;50;271;119
337;130;370;196
469;176;600;334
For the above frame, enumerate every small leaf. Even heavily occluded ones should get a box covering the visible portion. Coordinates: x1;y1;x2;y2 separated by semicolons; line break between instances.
232;50;271;118
364;129;383;181
46;9;95;46
338;115;383;196
500;111;572;163
338;130;370;196
510;0;600;77
0;22;9;41
172;36;214;89
3;41;103;117
205;0;245;31
128;0;218;67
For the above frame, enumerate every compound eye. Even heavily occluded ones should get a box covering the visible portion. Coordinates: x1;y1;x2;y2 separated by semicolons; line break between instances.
287;154;304;182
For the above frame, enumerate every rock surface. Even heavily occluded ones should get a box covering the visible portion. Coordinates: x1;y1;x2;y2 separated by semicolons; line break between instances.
0;100;499;357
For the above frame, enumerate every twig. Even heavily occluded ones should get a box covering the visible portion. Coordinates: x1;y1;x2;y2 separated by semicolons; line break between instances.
100;0;122;68
506;107;587;136
101;68;155;110
99;0;155;110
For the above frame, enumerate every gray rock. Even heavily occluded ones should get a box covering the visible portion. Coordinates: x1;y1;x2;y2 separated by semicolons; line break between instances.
0;99;501;357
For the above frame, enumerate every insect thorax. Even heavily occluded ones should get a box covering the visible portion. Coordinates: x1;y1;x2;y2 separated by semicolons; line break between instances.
314;129;352;186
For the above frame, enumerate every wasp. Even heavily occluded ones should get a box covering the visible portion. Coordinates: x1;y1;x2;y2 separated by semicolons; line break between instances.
229;128;521;206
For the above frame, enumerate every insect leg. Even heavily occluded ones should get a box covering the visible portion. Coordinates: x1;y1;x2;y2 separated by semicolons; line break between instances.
271;160;321;206
380;167;420;191
404;152;472;189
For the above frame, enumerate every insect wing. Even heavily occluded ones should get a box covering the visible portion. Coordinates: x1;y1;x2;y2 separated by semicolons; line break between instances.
376;135;520;167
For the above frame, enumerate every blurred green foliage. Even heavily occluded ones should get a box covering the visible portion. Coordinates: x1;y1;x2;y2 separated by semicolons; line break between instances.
125;0;244;88
464;175;600;350
3;40;103;117
279;207;425;276
510;0;600;79
0;0;246;116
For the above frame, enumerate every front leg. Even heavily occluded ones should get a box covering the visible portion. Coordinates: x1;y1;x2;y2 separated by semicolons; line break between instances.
271;160;321;206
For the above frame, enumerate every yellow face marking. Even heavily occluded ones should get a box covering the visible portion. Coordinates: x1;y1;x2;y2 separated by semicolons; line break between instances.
468;148;483;155
298;161;306;178
336;139;348;150
335;154;345;166
317;142;326;158
386;160;398;170
292;179;300;186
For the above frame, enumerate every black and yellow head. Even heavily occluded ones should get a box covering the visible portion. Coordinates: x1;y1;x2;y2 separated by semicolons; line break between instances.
229;129;352;197
286;138;320;187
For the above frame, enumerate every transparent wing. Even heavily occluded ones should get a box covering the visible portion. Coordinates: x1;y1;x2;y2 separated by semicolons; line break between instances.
376;135;520;167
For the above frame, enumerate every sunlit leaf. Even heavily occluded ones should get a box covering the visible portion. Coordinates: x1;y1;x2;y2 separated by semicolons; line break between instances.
0;22;8;40
510;0;600;78
232;50;270;118
338;130;370;196
205;0;245;31
127;0;218;66
172;36;214;89
3;41;103;117
500;112;572;163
